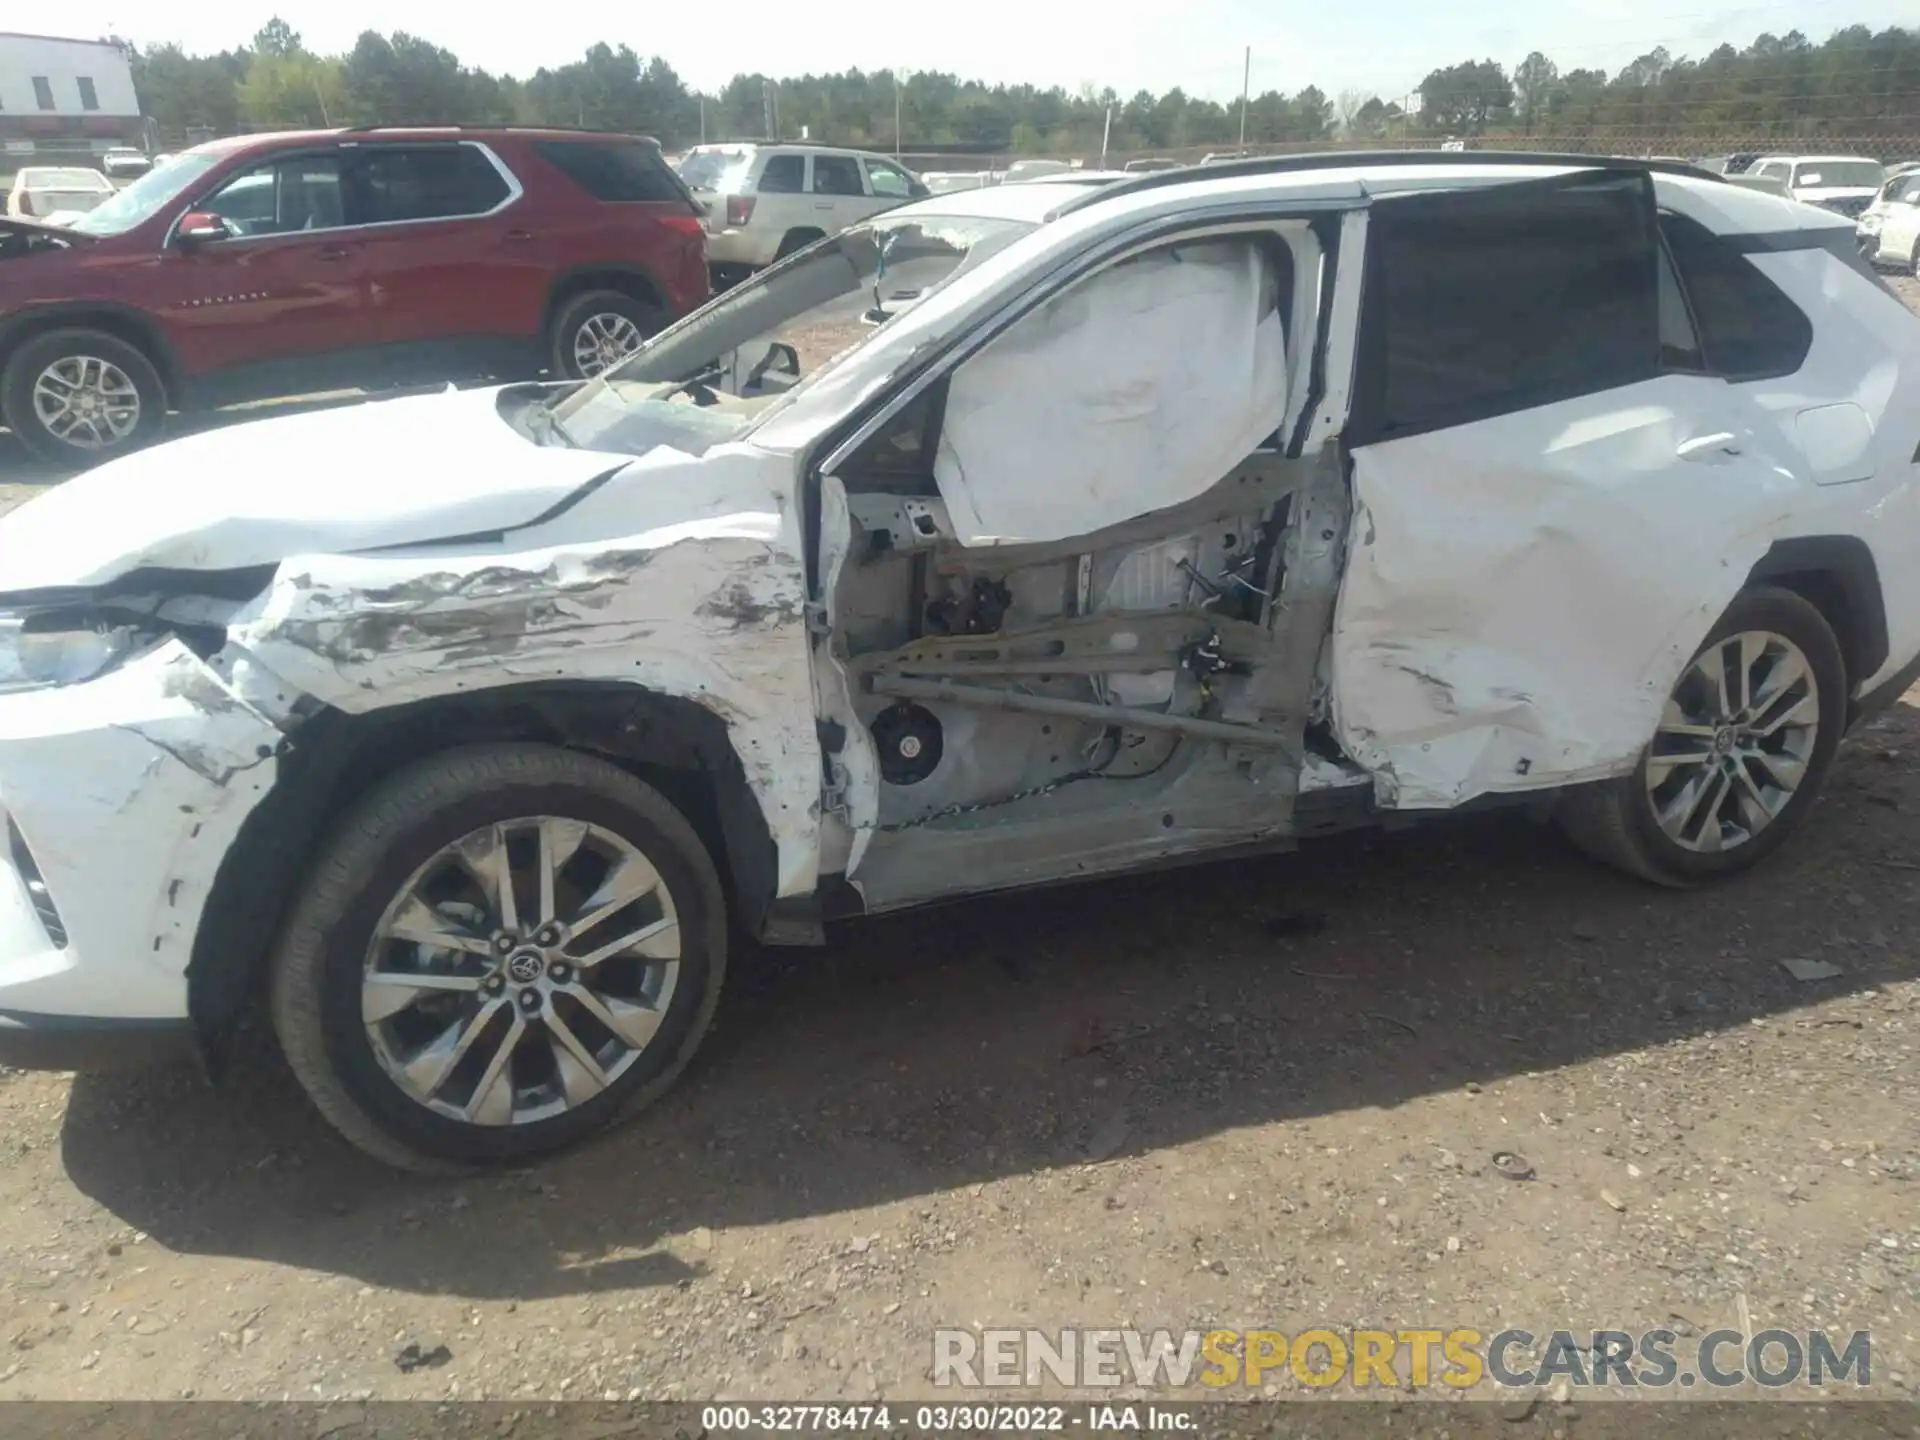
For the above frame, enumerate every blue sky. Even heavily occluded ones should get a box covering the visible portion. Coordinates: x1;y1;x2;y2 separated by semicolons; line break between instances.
104;1;1914;101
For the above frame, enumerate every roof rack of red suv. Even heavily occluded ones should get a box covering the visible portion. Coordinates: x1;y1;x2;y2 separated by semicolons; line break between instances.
336;123;665;141
1053;148;1727;216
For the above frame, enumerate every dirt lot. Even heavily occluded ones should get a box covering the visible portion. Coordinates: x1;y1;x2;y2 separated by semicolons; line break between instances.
0;279;1914;1411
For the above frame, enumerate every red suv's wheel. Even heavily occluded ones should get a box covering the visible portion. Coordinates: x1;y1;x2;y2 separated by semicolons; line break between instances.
2;327;166;469
550;291;661;380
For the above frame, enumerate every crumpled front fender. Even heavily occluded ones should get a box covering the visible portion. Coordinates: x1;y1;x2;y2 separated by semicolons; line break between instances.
0;642;284;1018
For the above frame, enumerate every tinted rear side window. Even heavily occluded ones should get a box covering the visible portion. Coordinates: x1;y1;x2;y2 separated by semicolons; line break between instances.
1361;172;1660;438
811;155;864;196
534;140;689;204
357;146;511;223
756;155;805;194
1659;214;1813;380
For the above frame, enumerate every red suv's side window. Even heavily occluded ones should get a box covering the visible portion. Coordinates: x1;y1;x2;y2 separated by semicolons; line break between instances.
533;140;689;204
202;156;347;236
355;147;511;224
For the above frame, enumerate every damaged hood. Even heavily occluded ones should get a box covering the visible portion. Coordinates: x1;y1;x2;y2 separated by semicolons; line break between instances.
0;215;97;243
0;386;623;593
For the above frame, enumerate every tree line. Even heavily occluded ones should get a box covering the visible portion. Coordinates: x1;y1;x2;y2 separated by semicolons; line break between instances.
125;19;1920;157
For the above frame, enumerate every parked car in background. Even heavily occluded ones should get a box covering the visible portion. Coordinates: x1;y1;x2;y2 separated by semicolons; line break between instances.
1726;171;1791;198
1697;153;1762;175
920;171;995;195
1122;157;1180;172
1860;168;1920;275
676;143;928;281
101;147;152;180
1747;154;1884;217
0;126;709;466
6;166;115;221
1002;159;1073;183
0;156;1915;1171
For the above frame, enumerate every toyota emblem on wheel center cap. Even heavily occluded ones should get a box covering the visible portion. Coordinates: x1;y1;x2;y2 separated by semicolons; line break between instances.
506;949;546;984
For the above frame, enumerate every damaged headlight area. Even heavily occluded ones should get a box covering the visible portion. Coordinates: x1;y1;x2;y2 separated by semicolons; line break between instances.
0;614;154;692
0;565;279;694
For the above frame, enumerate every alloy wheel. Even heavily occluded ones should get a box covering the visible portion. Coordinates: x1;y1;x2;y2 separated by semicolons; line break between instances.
571;313;645;377
361;817;681;1126
1644;629;1821;853
31;355;141;450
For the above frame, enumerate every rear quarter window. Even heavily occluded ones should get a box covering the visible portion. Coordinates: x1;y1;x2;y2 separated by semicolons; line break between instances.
1658;214;1813;380
533;140;691;205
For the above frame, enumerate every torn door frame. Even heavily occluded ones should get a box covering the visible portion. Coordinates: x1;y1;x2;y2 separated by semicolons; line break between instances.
798;204;1367;910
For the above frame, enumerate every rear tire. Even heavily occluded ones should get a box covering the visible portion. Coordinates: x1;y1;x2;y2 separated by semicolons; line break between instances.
1557;586;1846;886
548;290;661;380
269;744;728;1173
2;327;166;468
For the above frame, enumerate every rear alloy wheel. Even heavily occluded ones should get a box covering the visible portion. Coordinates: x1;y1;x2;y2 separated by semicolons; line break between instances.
270;745;727;1171
1644;629;1825;849
1558;587;1845;885
1;327;166;467
549;290;661;380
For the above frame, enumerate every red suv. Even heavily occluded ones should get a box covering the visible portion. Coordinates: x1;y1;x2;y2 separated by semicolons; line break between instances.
0;127;709;465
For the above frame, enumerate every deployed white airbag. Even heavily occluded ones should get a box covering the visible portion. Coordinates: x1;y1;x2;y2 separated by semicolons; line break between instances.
932;239;1289;545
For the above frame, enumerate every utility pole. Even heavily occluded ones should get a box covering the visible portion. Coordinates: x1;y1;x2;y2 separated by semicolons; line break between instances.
1100;102;1113;167
699;94;707;144
895;69;904;157
1239;46;1250;150
762;80;775;139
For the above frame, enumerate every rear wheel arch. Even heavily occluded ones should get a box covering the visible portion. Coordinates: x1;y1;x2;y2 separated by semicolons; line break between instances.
186;681;779;1069
1745;535;1887;694
775;227;826;260
541;265;667;332
1558;583;1847;885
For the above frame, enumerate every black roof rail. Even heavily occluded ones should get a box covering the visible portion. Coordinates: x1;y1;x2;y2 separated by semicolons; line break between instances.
337;123;661;142
1053;148;1725;216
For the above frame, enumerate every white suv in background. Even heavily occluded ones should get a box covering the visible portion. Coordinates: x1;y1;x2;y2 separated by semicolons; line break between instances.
1860;169;1920;275
675;142;929;278
1747;154;1885;218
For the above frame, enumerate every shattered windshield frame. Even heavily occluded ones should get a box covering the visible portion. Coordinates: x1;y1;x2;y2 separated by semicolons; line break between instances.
548;212;1038;454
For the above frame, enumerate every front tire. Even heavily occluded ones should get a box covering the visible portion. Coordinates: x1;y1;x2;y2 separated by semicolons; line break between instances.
2;327;166;468
1558;586;1846;886
270;744;728;1172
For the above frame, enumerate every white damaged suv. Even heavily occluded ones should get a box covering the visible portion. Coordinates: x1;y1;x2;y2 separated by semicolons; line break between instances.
1;154;1917;1170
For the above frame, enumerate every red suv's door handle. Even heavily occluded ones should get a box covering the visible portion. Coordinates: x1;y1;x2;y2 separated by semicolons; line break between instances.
314;244;355;261
504;229;536;243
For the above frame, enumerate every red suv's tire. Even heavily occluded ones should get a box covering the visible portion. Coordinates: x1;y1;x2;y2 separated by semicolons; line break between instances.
2;327;166;469
549;290;662;381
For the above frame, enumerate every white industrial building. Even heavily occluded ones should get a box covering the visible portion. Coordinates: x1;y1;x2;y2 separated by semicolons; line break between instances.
0;31;144;158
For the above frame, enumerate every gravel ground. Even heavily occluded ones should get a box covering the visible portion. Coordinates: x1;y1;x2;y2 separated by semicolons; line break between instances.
0;275;1913;1412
